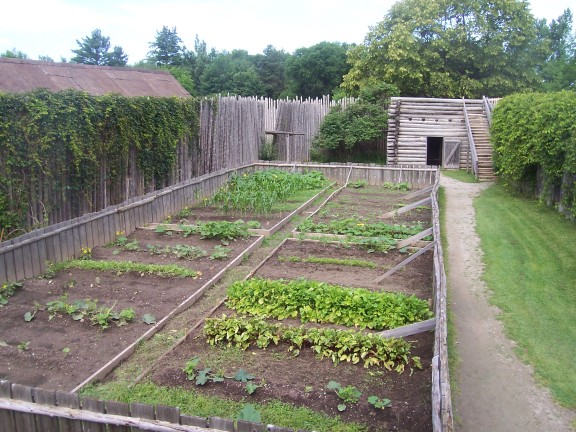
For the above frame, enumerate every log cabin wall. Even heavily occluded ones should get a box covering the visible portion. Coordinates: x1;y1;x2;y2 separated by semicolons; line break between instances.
387;97;486;169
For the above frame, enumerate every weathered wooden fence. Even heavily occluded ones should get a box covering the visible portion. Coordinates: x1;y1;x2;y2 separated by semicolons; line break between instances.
265;96;355;162
0;163;451;432
431;174;454;432
0;380;297;432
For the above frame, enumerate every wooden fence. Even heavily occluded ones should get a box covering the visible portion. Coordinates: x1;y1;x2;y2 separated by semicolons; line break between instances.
0;380;297;432
0;163;450;432
431;174;454;432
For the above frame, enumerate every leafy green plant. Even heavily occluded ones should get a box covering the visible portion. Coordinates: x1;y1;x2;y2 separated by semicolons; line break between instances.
209;169;328;215
112;231;128;247
155;224;173;236
172;244;207;260
90;304;135;330
277;255;378;269
17;341;30;352
245;381;261;395
0;281;23;307
237;404;261;423
382;182;411;191
348;180;368;188
183;357;201;381
327;381;361;411
226;278;433;330
297;217;424;240
142;313;156;325
197;220;250;242
367;395;392;409
48;260;201;278
175;206;194;219
209;245;232;260
204;315;420;371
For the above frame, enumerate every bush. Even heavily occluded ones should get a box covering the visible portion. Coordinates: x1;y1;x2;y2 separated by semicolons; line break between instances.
312;83;398;162
491;91;576;216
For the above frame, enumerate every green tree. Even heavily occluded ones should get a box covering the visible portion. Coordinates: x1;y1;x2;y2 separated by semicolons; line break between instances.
1;48;29;59
148;26;184;66
253;45;290;98
312;83;398;161
540;9;576;91
71;29;128;66
182;35;217;94
200;50;266;96
284;42;351;98
343;0;542;97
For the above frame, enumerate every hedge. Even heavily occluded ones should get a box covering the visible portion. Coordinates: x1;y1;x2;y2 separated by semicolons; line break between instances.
491;91;576;217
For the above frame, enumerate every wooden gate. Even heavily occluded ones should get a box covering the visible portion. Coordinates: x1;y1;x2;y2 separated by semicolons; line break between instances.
442;140;461;169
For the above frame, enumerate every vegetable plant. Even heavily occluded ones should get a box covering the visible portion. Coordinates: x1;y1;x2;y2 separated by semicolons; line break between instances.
327;381;361;411
226;278;433;330
209;245;232;260
209;169;328;215
48;260;201;278
367;395;392;409
203;315;421;371
0;281;23;307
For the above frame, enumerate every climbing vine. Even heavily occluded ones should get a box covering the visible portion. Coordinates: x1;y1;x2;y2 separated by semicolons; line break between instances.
0;89;199;239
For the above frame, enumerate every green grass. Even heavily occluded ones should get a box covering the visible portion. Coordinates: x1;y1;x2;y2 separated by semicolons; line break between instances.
50;260;200;278
441;169;478;183
475;185;576;408
81;381;367;432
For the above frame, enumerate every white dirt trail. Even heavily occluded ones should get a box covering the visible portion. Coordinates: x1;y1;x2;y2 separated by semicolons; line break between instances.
441;175;575;432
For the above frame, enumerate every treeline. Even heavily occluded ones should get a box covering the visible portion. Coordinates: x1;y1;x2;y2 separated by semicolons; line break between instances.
4;2;574;100
491;92;576;218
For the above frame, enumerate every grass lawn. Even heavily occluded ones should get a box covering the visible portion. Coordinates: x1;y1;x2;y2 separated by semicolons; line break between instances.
441;169;478;183
474;184;576;408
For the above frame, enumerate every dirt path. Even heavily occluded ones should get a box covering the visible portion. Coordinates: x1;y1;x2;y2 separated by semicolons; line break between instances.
441;175;575;432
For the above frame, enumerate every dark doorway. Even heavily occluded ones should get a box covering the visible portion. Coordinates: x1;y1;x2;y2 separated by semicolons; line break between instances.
427;137;443;166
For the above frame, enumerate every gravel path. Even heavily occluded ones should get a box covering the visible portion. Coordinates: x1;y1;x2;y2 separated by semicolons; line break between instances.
441;175;575;432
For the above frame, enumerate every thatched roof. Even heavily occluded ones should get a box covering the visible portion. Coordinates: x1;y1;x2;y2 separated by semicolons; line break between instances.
0;58;190;97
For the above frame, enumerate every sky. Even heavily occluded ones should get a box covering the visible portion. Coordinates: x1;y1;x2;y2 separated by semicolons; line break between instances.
0;0;573;65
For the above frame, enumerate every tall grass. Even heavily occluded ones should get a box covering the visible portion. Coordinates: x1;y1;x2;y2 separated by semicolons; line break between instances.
475;185;576;408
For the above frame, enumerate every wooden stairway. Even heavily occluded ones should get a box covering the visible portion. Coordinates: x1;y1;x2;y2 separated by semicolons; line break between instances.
466;105;496;181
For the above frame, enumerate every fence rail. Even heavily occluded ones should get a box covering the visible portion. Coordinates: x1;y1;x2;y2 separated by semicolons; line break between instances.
0;163;450;432
0;380;296;432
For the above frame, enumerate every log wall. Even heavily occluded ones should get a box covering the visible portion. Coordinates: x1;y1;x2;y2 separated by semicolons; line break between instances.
387;97;485;168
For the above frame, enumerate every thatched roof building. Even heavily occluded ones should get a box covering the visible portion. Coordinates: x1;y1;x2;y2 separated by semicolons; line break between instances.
0;58;190;97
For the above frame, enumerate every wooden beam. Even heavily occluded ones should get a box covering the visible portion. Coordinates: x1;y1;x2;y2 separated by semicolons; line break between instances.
380;196;432;219
373;241;435;283
402;185;433;200
378;318;436;338
396;228;433;249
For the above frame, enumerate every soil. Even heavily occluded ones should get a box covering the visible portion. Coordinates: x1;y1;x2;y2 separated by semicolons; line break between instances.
313;186;432;225
254;239;433;301
142;195;435;432
0;229;259;391
151;326;433;432
1;184;436;432
441;175;576;431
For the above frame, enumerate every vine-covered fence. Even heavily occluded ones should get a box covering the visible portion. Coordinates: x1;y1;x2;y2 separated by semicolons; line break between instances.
0;92;354;238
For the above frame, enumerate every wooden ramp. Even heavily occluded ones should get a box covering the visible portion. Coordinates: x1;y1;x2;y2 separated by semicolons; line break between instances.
466;105;496;181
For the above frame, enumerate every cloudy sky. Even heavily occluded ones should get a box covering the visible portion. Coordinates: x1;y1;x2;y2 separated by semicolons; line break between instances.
0;0;572;64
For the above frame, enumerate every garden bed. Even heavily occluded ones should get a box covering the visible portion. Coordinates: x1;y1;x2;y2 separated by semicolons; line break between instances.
0;228;262;391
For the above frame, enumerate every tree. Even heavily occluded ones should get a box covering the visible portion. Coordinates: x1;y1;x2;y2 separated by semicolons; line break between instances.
284;42;350;98
200;50;266;96
181;35;217;93
1;48;28;59
342;0;542;98
540;9;576;91
253;45;290;98
148;26;184;66
71;29;128;66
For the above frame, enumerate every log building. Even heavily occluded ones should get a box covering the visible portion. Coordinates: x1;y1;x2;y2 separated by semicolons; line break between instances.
386;97;497;181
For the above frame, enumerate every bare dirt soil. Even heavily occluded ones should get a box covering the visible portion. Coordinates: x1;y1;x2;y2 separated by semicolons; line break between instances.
441;175;575;432
0;229;259;391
